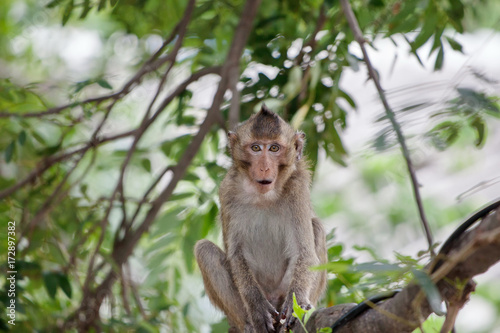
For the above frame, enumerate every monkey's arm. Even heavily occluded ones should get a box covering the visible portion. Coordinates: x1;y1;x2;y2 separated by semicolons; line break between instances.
228;244;279;332
279;222;323;328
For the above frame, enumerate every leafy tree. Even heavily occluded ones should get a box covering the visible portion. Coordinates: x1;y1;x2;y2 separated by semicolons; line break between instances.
0;0;499;332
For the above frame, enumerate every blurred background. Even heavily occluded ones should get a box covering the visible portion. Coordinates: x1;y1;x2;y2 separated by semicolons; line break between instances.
0;0;499;332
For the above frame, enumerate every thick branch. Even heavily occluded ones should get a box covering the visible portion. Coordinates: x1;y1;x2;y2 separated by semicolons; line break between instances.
293;209;500;333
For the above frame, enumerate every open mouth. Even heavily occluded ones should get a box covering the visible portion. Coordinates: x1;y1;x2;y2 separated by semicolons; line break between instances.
257;180;273;185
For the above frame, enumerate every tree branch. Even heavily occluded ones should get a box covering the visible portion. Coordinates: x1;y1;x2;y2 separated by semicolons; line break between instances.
293;208;500;333
0;129;135;200
339;0;435;255
0;0;192;120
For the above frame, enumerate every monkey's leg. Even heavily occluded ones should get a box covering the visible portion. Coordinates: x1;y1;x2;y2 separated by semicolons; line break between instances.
195;240;249;331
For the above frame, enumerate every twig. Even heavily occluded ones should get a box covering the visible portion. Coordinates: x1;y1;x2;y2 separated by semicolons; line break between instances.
143;0;195;118
0;129;135;200
19;149;87;243
63;150;98;275
0;1;192;120
228;78;241;130
119;265;132;317
126;263;146;319
128;166;173;228
145;66;223;128
339;0;435;256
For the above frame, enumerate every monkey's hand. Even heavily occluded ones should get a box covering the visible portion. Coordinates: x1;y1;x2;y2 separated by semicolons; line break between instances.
249;298;279;333
279;293;312;331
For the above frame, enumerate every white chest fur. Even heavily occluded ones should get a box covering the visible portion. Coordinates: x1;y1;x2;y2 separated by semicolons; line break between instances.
232;206;297;294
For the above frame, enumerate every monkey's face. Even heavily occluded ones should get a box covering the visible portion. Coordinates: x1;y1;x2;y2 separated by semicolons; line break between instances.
244;140;289;194
227;106;306;200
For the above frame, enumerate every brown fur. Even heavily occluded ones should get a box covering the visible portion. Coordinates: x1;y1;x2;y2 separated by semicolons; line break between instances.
195;106;327;332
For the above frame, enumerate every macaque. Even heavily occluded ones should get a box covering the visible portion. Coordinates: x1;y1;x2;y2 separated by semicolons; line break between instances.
195;105;327;332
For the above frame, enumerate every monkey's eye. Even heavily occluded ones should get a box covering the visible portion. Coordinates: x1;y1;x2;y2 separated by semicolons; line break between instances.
251;145;261;152
269;144;280;152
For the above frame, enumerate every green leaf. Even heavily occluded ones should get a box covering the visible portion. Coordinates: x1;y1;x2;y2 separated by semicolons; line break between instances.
96;79;113;90
74;80;92;93
445;36;463;52
427;121;461;150
373;130;393;152
43;272;59;299
292;293;307;321
456;88;499;115
353;245;379;261
57;273;72;299
80;0;91;19
169;192;193;201
37;144;62;156
328;244;343;259
430;26;444;55
62;0;74;26
46;0;65;8
319;328;333;333
15;260;41;272
210;319;230;332
319;260;352;273
447;0;465;32
470;116;486;148
309;63;321;90
339;89;355;108
412;269;445;316
345;52;359;72
18;131;27;145
154;208;184;235
0;318;8;330
31;130;46;144
283;66;303;99
387;1;417;31
183;173;200;182
412;3;438;51
80;184;88;197
354;262;403;273
5;141;15;163
110;0;119;6
141;158;152;173
97;0;106;11
292;292;316;329
434;45;444;71
160;134;192;160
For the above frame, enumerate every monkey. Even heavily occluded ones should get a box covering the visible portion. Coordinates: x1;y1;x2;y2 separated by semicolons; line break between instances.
195;105;327;332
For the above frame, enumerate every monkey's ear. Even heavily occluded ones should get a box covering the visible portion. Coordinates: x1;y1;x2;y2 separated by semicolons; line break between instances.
294;132;306;160
227;131;238;148
260;103;270;113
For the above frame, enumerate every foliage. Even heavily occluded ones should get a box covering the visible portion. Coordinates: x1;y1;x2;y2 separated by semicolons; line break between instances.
0;0;499;331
